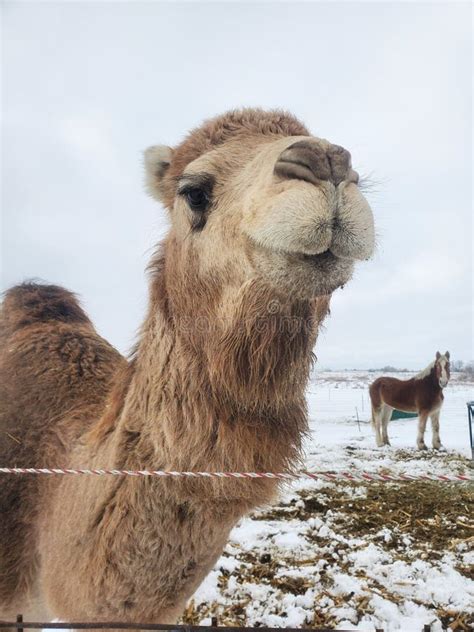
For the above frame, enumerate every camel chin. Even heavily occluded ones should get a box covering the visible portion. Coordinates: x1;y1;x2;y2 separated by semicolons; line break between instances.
252;245;355;299
293;250;355;296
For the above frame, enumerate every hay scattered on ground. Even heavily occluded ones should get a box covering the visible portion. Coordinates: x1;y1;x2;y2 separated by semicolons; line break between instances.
257;481;474;553
182;476;474;629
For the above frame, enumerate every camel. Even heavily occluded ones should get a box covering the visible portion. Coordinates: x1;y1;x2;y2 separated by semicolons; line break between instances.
369;352;450;449
0;108;375;627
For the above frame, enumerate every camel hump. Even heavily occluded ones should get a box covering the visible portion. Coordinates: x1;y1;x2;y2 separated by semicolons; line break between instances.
1;282;91;333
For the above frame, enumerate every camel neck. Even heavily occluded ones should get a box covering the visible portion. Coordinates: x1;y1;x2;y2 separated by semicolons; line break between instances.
93;288;324;491
118;312;304;472
87;269;330;510
76;282;325;617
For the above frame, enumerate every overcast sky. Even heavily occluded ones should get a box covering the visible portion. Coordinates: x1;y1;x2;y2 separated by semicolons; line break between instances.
2;1;472;369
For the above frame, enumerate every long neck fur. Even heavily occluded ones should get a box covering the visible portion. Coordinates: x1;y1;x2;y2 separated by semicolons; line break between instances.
90;243;328;505
66;244;329;621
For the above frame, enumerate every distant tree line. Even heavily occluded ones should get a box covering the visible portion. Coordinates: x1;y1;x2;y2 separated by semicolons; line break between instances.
367;361;474;375
451;360;474;375
368;366;408;373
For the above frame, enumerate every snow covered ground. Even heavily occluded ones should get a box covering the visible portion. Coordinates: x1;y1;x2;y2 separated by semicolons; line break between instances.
183;371;474;631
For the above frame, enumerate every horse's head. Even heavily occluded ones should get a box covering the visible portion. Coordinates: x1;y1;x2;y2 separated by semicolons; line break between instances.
435;351;450;388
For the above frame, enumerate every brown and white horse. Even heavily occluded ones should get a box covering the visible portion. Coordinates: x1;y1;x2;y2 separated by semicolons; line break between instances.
369;352;450;449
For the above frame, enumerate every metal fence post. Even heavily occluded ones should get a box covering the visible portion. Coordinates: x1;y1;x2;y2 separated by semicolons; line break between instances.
16;615;23;632
467;401;474;460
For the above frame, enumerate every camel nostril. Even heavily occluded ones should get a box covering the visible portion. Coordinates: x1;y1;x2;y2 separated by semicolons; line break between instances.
275;141;331;185
327;144;352;186
274;159;320;186
275;140;353;187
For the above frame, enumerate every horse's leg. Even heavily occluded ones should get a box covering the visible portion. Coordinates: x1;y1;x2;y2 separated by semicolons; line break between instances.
416;412;429;450
371;405;384;447
430;410;443;449
381;404;393;446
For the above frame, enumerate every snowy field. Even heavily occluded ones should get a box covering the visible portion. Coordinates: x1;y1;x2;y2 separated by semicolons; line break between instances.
183;371;474;631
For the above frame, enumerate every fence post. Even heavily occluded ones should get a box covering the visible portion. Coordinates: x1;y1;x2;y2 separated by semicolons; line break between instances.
16;615;23;632
467;401;474;460
423;625;431;632
211;617;218;628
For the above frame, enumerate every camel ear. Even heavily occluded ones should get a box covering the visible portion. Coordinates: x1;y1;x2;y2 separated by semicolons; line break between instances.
436;351;441;360
144;145;173;203
445;351;450;359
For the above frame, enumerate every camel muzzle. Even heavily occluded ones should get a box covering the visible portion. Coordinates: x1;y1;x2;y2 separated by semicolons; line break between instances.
274;140;359;187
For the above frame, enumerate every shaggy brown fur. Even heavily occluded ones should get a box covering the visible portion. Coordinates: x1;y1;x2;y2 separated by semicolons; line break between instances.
0;108;374;628
0;283;122;621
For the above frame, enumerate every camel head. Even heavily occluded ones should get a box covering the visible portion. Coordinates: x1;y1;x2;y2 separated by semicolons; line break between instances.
145;109;374;303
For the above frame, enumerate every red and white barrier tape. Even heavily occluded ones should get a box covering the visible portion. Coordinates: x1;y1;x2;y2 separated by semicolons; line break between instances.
0;467;471;482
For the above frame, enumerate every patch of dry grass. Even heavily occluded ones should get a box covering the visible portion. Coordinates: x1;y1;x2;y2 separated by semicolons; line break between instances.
182;478;473;629
257;481;473;552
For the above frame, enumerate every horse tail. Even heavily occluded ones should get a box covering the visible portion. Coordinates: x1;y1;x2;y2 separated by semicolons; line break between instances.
369;378;383;427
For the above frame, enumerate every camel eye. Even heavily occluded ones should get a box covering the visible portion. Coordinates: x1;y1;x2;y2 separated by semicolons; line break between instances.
185;187;208;212
177;172;214;228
